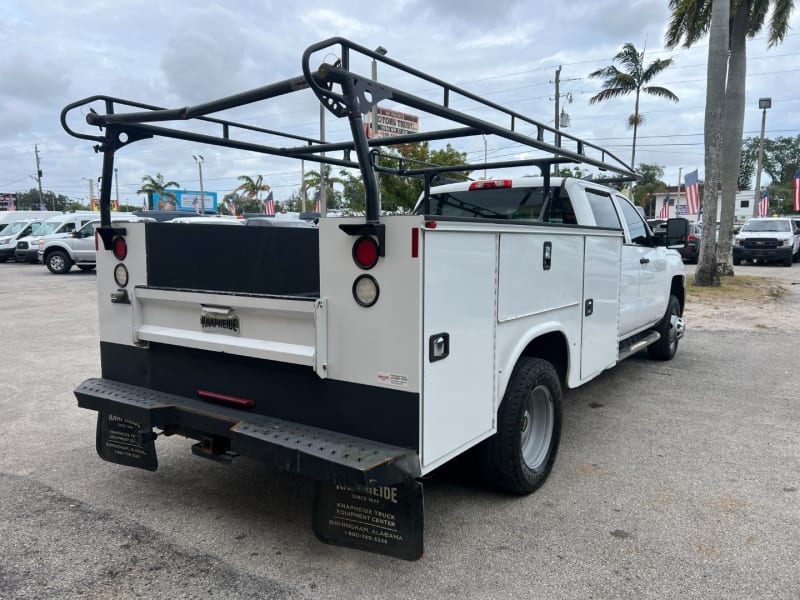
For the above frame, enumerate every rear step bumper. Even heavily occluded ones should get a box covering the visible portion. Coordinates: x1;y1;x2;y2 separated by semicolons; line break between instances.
74;377;421;487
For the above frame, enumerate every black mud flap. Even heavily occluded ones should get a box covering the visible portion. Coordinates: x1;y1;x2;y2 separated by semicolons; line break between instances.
312;480;424;561
96;411;158;471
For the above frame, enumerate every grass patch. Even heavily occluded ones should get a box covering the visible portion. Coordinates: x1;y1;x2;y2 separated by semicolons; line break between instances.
687;275;786;302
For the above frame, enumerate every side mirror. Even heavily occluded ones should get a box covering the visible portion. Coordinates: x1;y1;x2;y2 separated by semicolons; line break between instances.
71;231;78;238
666;218;689;248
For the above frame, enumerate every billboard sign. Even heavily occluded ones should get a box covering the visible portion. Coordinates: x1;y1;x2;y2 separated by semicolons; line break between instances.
366;107;420;138
152;189;218;212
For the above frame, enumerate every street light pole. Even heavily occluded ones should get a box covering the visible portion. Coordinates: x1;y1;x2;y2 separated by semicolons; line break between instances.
753;97;771;217
193;155;205;214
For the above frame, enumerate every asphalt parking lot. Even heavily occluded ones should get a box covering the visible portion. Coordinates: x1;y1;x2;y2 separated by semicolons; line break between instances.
0;263;798;599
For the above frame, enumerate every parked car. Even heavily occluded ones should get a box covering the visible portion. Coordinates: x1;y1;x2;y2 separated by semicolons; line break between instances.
650;218;699;263
680;221;702;263
793;219;800;262
14;212;98;263
0;220;45;262
40;215;150;274
733;217;799;267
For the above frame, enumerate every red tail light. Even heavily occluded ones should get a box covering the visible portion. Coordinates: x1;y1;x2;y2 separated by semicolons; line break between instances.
112;235;127;260
469;179;512;191
688;234;697;241
352;235;379;269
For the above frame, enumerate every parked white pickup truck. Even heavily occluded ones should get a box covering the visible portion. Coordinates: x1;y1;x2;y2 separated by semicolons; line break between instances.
62;38;687;560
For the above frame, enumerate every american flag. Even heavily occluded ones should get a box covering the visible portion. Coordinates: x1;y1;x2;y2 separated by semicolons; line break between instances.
684;169;700;214
658;196;670;220
794;170;800;212
230;199;237;215
313;190;321;213
7;194;15;211
192;197;200;214
758;188;769;216
264;190;275;215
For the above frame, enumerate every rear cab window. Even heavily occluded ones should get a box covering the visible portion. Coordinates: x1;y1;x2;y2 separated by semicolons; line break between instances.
419;184;578;224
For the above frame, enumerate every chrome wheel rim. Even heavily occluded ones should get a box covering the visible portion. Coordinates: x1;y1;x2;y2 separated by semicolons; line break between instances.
50;255;64;271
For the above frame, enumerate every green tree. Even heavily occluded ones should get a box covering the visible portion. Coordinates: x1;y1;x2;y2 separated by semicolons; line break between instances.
666;0;794;282
632;163;668;214
137;173;180;210
557;166;587;179
588;43;679;169
220;191;263;215
14;188;72;211
304;165;346;211
234;175;271;210
378;143;470;213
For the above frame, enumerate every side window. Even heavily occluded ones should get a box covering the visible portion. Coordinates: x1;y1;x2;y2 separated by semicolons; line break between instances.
617;196;647;242
585;188;621;228
63;223;76;233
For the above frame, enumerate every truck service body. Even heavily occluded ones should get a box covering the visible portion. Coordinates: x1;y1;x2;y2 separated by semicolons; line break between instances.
63;38;687;560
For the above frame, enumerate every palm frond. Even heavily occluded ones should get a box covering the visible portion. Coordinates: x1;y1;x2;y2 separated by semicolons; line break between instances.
768;0;794;46
642;58;675;82
589;87;633;104
642;86;680;102
665;0;711;48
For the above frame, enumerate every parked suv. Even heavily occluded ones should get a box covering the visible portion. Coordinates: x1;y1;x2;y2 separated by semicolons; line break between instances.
40;215;149;274
733;217;799;267
14;212;98;263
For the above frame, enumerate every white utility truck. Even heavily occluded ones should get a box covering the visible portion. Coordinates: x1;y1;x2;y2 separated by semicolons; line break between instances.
62;38;687;560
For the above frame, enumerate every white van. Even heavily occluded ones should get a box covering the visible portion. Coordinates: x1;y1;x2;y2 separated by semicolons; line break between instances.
13;212;99;263
0;211;61;229
0;219;49;261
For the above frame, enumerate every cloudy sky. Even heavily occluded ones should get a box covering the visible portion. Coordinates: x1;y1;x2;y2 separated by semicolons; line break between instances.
2;0;799;206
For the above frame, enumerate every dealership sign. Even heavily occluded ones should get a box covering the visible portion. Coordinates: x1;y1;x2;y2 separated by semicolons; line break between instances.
366;107;420;138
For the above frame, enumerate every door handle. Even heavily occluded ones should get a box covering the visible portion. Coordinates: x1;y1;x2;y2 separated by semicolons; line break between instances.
640;257;650;264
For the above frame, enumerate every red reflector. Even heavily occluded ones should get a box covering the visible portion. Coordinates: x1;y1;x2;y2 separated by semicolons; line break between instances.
94;231;99;251
352;235;379;269
468;179;512;191
112;235;127;260
424;221;438;229
688;234;697;241
411;227;419;258
197;389;256;408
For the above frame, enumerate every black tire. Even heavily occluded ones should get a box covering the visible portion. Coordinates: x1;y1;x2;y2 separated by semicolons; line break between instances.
77;265;95;272
46;250;72;274
14;254;27;263
648;295;682;361
479;357;562;495
733;257;741;266
782;255;792;267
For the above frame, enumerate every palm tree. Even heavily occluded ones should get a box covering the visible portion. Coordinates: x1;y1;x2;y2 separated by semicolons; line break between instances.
304;165;346;210
234;175;270;207
137;173;180;210
666;0;794;283
588;43;679;169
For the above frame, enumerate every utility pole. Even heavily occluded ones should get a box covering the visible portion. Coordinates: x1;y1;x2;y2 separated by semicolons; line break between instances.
114;168;120;211
753;98;771;217
300;159;306;212
34;145;47;210
553;66;561;177
372;46;387;207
